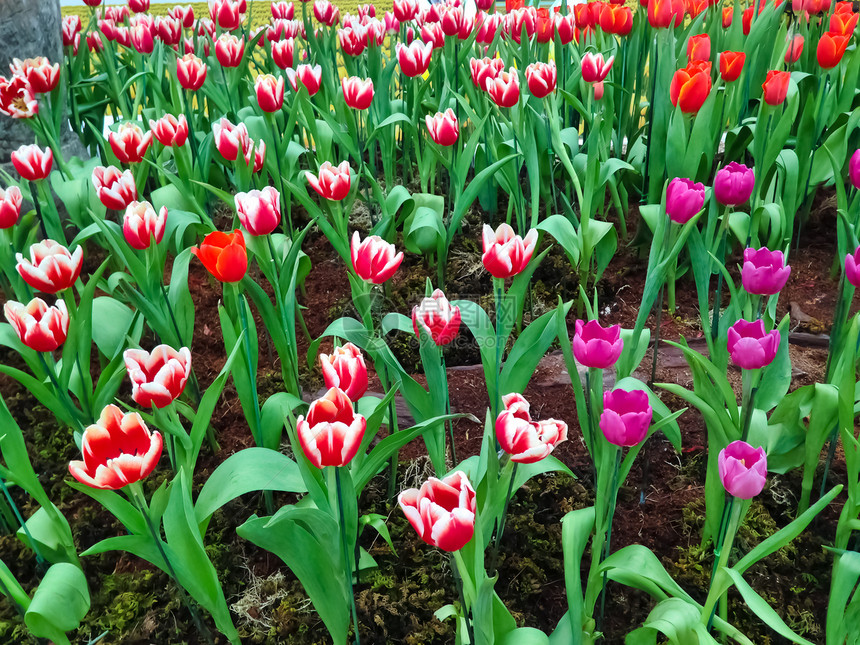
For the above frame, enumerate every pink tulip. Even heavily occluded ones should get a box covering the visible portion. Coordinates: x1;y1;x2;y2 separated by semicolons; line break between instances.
351;232;403;284
481;223;538;279
718;440;767;499
425;109;459;146
210;0;244;31
421;23;445;48
412;289;461;345
129;0;151;13
154;16;182;46
572;319;623;369
272;1;295;19
600;388;652;447
297;388;367;468
255;74;285;112
130;23;155;53
342;76;374;110
123;201;167;250
727;319;780;370
11;144;53;181
149;114;188;148
525;61;557;98
0;186;22;229
313;0;340;25
16;240;83;294
169;5;195;28
123;345;192;409
399;471;476;552
69;405;163;490
319;343;368;401
108;123;153;164
393;0;419;21
307;161;351;201
496;393;568;463
665;177;705;224
440;5;464;35
741;247;791;295
215;34;245;67
235;187;281;236
844;246;860;288
4;297;69;352
714;162;754;207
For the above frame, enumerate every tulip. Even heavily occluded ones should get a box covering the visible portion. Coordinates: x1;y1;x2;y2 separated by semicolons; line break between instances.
817;32;850;69
287;64;322;95
572;319;623;369
11;144;52;181
830;11;858;37
665;177;705;224
536;7;555;42
108;122;152;165
87;32;105;53
272;1;295;19
12;57;60;94
727;319;780;369
16;240;83;294
358;3;375;18
421;22;445;48
425;108;459;146
470;57;504;90
785;35;804;64
496;394;568;463
255;74;285;113
235;186;281;236
129;0;150;12
212;118;250;161
741;6;754;34
4;297;69;352
525;61;556;99
123;201;167;250
581;52;614;83
271;38;295;69
105;6;130;22
176;54;207;91
242;138;266;174
198;17;216;39
687;34;710;62
648;0;685;28
154;16;182;45
384;11;400;34
844;246;860;288
486;68;520;108
762;70;790;106
0;75;38;119
0;186;22;229
320;343;368;401
719;51;745;82
314;0;339;25
338;27;366;57
297;388;367;468
351;231;404;284
556;13;576;43
713;162;754;207
149;114;188;148
741;247;791;296
393;0;419;21
215;34;245;67
129;23;154;53
63;16;82;48
600;388;653;447
191;229;248;283
341;76;374;110
481;223;538;279
669;64;711;114
307;161;351;201
441;5;464;35
718;441;767;499
124;345;192;409
399;471;476;552
169;5;195;28
92;166;137;211
397;41;433;78
599;5;633;34
850;149;860;190
69;405;163;490
412;289;461;345
722;6;733;27
98;19;117;42
210;0;244;31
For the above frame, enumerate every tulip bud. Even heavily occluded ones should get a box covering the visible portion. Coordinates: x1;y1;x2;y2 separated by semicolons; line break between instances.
235;186;281;236
525;60;556;99
727;319;780;369
713;162;754;207
762;70;790;106
255;74;285;112
341;76;374;110
11;144;52;181
351;231;404;284
481;223;538;279
600;388;652;447
665;177;705;224
425;108;459;146
307;161;351;201
572;319;623;369
785;34;804;65
108;122;153;164
718;441;767;499
216;34;245;67
297;388;367;468
69;405;163;490
741;247;791;296
242;138;266;174
845;246;860;288
4;297;69;352
412;289;461;345
149;114;189;147
719;51;745;82
92;165;137;211
0;186;22;229
399;471;476;552
16;240;83;294
319;343;368;401
123;201;167;250
176;54;207;91
191;229;248;283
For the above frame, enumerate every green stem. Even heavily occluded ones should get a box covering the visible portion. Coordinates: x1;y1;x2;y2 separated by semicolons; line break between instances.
441;348;456;467
488;461;517;578
703;497;742;629
0;477;46;569
451;550;477;643
36;352;83;433
492;278;505;422
335;467;361;645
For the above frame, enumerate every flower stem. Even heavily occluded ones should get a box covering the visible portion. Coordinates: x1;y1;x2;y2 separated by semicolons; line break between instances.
451;551;476;644
703;496;741;630
0;477;47;570
598;447;623;631
492;277;505;422
488;461;517;578
440;348;456;468
335;467;361;645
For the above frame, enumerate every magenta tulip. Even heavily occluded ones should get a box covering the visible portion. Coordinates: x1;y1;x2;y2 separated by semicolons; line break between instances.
846;246;860;288
713;162;755;207
572;319;623;369
665;177;705;224
727;319;780;370
600;388;653;447
849;149;860;190
718;440;767;499
741;247;791;295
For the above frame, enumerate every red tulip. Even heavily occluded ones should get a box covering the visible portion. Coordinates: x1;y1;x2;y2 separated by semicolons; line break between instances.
722;6;733;26
830;11;858;37
536;7;555;42
526;60;557;98
297;388;367;468
399;471;476;552
255;74;285;112
425;108;459;146
412;289;461;345
394;0;419;21
0;186;22;229
762;70;790;106
573;319;623;368
496;393;568;463
338;27;366;56
212;118;250;161
342;76;374;110
351;232;403;284
648;0;685;28
176;54;207;91
4;297;69;352
209;0;244;31
242;138;266;174
687;34;710;62
555;13;575;43
440;5;464;35
12;57;59;94
287;64;322;95
109;122;153;164
482;223;538;279
319;343;368;401
817;32;850;69
154;16;182;45
581;52;614;83
149;114;188;147
63;16;82;48
272;1;295;19
784;35;802;67
87;32;105;53
719;51;745;82
271;38;295;69
0;75;37;119
69;405;163;490
685;0;708;18
397;41;433;77
123;201;167;250
307;161;351;201
191;230;248;283
314;0;340;25
11;144;53;181
92;165;137;211
99;19;118;42
421;22;446;48
506;7;538;42
169;5;195;28
669;63;712;114
105;5;129;22
198;17;217;39
16;240;83;294
129;23;154;53
235;186;281;236
216;34;245;67
470;56;504;90
486;68;520;108
599;5;633;34
123;345;191;409
129;0;150;12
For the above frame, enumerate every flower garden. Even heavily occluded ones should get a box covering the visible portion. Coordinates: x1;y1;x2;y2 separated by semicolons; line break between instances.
0;0;859;642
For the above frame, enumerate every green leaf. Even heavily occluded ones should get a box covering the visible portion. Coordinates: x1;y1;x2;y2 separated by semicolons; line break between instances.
559;506;595;640
25;563;90;644
91;296;135;360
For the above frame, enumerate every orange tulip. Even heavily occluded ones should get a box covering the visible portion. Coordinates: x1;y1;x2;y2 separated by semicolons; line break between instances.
191;229;248;283
669;64;712;113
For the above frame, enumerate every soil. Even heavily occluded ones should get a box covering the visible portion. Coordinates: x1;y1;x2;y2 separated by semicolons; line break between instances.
0;190;856;644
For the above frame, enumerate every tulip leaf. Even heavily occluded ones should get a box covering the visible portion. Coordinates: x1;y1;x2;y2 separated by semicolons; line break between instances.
90;296;135;360
0;557;30;612
558;506;595;641
25;563;90;644
501;303;572;394
626;598;718;645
